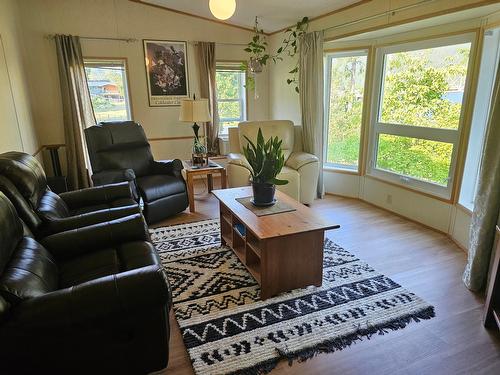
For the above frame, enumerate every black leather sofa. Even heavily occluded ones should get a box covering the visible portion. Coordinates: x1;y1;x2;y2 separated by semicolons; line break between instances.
0;192;171;374
0;151;140;238
85;121;189;224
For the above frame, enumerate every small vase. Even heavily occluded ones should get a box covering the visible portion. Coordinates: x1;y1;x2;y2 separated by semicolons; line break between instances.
251;182;276;206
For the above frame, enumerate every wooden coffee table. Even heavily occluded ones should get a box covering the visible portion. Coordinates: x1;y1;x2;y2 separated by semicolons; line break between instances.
212;187;340;299
183;160;226;212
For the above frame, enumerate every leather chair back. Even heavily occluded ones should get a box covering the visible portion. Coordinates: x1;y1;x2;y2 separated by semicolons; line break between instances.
232;120;295;160
0;193;58;312
0;151;48;209
85;121;154;177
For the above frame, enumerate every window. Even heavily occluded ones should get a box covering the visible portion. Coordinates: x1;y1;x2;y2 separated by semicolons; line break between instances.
324;50;368;170
84;59;132;122
216;63;247;135
460;28;500;210
369;34;474;198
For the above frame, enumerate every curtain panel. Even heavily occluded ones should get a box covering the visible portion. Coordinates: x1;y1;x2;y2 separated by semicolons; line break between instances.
463;61;500;292
299;31;325;198
195;42;219;155
55;34;95;190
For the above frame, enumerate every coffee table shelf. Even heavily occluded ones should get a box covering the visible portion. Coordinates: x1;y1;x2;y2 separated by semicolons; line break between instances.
214;187;339;299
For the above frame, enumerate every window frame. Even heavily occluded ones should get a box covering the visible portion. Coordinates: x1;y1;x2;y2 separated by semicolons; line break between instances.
323;49;369;173
367;33;476;199
215;62;247;136
83;57;133;122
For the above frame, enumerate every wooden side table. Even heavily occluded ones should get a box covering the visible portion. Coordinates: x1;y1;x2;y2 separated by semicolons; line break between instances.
182;160;226;212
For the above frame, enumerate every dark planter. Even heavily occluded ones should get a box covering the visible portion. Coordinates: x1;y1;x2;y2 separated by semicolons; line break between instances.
251;182;276;206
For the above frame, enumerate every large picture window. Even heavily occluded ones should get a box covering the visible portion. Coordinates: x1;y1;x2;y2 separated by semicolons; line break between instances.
216;63;247;135
324;50;368;170
368;34;474;198
84;59;132;123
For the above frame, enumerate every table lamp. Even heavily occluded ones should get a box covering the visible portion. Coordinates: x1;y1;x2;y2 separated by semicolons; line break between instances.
179;95;211;166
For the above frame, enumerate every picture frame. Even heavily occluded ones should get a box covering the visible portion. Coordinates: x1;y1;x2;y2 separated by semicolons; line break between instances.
143;39;190;107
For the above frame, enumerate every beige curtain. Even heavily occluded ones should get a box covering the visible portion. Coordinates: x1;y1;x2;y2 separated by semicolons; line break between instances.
55;35;95;190
463;61;500;292
299;31;324;198
195;42;219;155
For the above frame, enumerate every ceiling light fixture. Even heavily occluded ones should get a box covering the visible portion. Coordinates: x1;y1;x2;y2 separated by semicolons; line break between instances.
209;0;236;20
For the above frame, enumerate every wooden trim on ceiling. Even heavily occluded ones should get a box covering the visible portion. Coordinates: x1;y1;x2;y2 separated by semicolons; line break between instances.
324;0;500;42
128;0;258;34
269;0;374;36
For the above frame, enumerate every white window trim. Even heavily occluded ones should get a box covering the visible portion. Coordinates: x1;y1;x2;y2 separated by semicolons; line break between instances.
84;58;132;121
216;63;247;135
323;49;369;172
367;33;476;199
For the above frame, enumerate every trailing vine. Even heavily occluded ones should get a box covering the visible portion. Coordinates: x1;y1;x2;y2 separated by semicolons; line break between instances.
243;16;309;94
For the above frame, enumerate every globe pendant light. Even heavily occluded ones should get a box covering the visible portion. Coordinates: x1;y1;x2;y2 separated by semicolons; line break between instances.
209;0;236;20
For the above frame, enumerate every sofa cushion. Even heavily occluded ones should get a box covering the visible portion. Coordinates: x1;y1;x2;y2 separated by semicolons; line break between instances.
0;237;58;304
59;242;161;288
137;175;186;203
275;166;300;201
59;248;120;288
238;120;295;161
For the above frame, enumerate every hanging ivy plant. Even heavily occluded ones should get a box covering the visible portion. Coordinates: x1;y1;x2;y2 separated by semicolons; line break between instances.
243;16;309;94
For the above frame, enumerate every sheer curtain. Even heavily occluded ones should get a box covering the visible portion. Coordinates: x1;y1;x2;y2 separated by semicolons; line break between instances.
463;62;500;292
195;41;219;155
55;34;95;189
299;31;324;198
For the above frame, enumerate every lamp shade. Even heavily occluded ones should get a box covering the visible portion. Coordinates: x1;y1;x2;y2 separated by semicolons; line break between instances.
179;98;211;123
209;0;236;20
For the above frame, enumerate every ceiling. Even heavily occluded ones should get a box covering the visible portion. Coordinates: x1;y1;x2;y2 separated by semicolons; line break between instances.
139;0;363;33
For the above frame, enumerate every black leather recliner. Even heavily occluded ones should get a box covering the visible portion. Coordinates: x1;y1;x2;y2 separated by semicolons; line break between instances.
0;151;140;238
0;192;171;374
85;121;189;224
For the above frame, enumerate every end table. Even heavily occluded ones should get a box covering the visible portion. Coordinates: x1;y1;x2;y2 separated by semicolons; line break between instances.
182;159;226;212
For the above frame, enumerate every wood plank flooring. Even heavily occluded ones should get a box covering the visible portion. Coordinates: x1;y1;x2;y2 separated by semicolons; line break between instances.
152;183;500;375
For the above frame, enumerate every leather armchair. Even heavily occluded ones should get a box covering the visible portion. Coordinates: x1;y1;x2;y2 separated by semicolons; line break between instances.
0;192;171;374
0;152;140;239
227;120;320;204
85;121;189;224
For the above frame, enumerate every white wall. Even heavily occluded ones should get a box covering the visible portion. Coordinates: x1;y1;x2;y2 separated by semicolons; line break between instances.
0;0;38;154
16;0;268;162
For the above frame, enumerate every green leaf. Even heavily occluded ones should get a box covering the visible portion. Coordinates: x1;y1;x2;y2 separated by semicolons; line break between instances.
271;178;289;185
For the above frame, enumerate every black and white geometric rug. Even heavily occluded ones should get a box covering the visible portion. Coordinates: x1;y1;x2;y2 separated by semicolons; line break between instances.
150;219;435;375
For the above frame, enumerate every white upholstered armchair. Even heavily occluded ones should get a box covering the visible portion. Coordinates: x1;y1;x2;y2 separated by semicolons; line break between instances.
226;120;319;204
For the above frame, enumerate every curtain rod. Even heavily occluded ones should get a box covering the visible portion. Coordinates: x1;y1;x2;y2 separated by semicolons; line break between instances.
323;0;435;34
190;41;247;47
46;35;138;43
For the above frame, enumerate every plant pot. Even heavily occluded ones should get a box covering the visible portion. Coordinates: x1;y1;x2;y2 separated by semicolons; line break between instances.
251;182;276;206
249;57;263;74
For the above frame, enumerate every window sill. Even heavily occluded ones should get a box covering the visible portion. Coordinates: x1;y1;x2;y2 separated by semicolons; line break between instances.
323;165;359;175
456;202;473;215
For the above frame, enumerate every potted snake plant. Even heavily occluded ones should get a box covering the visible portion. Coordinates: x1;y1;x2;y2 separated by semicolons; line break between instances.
243;128;288;206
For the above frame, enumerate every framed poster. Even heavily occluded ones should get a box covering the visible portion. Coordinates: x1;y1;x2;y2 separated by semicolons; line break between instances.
143;39;189;106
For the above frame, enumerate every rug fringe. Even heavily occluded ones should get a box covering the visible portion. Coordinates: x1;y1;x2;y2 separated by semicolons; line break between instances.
231;306;435;375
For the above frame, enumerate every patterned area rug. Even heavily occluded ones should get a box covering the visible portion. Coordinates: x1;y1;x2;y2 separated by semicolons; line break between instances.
150;219;435;375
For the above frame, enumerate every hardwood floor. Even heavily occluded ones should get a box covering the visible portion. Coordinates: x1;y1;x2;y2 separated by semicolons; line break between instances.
153;183;500;375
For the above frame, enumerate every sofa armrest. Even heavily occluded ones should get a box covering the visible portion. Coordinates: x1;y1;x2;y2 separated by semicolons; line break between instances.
41;205;140;237
6;265;170;328
286;152;319;170
41;214;149;260
227;153;252;172
150;159;183;178
91;168;136;186
59;182;133;210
